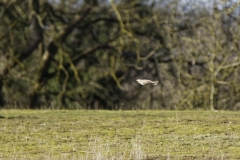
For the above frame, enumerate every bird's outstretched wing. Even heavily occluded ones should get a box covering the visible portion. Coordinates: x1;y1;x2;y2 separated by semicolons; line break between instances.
136;79;158;85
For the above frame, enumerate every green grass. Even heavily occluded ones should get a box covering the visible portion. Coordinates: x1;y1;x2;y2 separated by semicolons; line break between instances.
0;110;239;159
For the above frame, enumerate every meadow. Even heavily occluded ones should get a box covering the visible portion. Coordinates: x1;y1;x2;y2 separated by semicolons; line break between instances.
0;110;239;159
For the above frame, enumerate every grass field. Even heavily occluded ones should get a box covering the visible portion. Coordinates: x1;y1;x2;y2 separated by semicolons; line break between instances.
0;110;239;160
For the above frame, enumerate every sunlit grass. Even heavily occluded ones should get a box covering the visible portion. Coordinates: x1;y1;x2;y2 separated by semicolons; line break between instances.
0;110;239;159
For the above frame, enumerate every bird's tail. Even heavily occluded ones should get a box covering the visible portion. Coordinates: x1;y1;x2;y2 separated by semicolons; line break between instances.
153;81;158;85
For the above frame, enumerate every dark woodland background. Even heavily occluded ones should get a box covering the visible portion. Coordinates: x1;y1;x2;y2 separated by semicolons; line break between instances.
1;0;240;110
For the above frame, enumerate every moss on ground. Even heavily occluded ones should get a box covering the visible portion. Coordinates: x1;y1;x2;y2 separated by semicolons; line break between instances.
0;110;239;159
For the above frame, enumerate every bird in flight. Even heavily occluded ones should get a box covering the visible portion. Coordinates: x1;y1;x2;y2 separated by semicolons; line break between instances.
136;79;158;85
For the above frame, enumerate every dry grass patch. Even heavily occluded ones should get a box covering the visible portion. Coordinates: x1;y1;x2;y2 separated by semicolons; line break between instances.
0;110;239;159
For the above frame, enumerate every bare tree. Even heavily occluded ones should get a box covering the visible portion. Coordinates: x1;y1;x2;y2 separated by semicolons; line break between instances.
0;0;240;110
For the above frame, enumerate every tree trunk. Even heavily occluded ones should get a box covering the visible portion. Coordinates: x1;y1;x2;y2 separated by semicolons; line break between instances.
0;78;4;107
28;4;92;108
